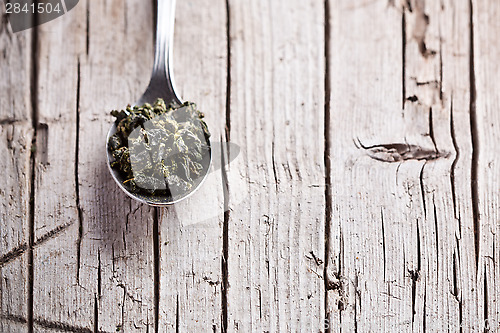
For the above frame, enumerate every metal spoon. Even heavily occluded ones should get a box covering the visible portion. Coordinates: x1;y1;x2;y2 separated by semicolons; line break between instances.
106;0;211;206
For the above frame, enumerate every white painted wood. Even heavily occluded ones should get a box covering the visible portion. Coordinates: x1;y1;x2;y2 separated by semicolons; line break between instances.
0;4;33;331
158;0;227;330
326;0;486;331
326;3;409;331
473;0;500;330
404;0;479;331
31;2;89;329
77;0;156;331
32;0;155;331
225;0;326;331
1;0;499;331
434;0;481;331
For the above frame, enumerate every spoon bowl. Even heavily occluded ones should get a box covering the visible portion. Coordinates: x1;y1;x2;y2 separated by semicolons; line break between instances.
106;0;212;206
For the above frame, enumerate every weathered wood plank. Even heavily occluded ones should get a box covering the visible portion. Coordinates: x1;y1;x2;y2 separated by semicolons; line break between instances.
31;1;88;329
78;0;156;331
326;1;409;330
473;0;500;330
0;316;27;333
32;0;155;331
434;0;482;331
326;0;485;331
0;6;33;123
0;4;33;331
226;0;326;331
404;0;478;331
1;0;497;332
0;252;30;332
158;0;227;330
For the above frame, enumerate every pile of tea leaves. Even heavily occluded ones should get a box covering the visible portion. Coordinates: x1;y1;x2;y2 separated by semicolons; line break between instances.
108;98;210;198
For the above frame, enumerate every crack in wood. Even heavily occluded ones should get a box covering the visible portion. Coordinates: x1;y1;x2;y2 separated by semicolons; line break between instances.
122;230;127;252
438;26;444;103
410;220;421;324
27;9;40;331
468;0;480;272
483;264;489;332
111;243;116;274
97;249;102;297
419;162;426;218
75;58;83;285
449;97;460;222
428;108;438;152
258;289;262;319
402;8;407;109
153;207;160;333
221;138;230;333
271;140;279;190
403;0;413;12
454;237;463;333
224;0;231;143
5;126;13;150
354;271;360;333
423;282;427;331
222;0;232;328
175;294;179;333
381;208;386;281
432;196;439;270
326;227;344;314
117;283;126;331
94;294;99;333
323;0;333;331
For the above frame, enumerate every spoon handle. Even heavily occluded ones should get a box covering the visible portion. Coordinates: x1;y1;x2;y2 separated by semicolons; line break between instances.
152;0;178;102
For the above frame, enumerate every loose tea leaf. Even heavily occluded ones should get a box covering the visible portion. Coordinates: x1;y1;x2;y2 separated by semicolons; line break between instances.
108;98;211;199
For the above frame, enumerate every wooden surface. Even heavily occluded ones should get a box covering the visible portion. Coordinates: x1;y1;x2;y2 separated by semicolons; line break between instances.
0;0;498;332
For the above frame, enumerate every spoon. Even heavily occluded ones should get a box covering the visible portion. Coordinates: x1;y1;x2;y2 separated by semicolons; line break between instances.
106;0;212;206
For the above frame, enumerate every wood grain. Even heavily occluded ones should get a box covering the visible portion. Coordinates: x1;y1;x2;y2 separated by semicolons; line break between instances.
1;0;499;331
32;0;155;331
326;1;406;330
225;0;326;331
326;0;490;331
158;0;227;330
77;0;156;331
31;1;88;329
0;3;33;331
473;0;500;330
404;0;478;330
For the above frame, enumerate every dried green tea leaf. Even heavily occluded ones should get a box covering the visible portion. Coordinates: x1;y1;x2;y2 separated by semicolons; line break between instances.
108;98;211;199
